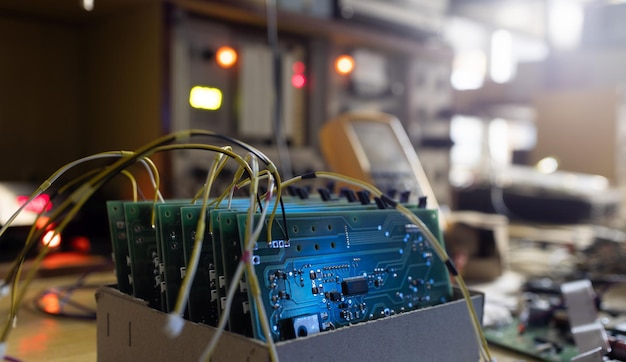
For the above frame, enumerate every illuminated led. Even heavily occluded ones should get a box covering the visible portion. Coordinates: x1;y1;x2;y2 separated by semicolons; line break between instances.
291;74;306;88
536;157;559;174
83;0;94;11
40;293;60;314
335;55;355;75
35;216;50;229
17;194;52;213
216;46;237;68
189;86;223;111
42;230;61;248
71;236;91;253
293;61;305;74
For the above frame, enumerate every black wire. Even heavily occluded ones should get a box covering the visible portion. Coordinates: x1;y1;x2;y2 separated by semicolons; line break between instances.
32;266;111;320
204;132;273;166
279;196;290;242
256;193;263;213
33;283;99;320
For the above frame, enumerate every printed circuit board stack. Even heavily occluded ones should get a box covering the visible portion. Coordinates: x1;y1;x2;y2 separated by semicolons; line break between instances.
106;195;452;342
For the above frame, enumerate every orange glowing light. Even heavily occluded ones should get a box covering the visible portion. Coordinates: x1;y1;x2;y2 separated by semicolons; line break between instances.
42;230;61;248
40;292;61;314
216;46;237;68
335;55;355;75
35;216;50;229
71;236;91;253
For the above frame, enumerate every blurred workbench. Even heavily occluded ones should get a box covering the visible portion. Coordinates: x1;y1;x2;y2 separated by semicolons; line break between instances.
1;253;624;361
0;256;114;362
0;269;529;362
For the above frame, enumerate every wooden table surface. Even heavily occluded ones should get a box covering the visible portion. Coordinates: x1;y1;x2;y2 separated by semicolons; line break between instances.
0;269;536;362
1;259;623;361
0;267;115;362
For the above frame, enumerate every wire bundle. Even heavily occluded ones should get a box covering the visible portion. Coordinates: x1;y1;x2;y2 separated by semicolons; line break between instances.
0;130;492;362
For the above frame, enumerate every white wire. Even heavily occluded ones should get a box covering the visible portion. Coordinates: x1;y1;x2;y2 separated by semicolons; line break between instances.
199;157;277;361
166;152;226;338
0;152;161;243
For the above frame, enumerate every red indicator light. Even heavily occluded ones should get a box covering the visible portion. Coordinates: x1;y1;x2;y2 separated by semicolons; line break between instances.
293;61;305;74
291;74;306;88
17;194;52;213
71;236;91;253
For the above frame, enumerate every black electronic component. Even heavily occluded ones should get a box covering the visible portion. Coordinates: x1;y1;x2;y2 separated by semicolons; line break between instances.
400;191;411;204
325;181;336;195
340;188;357;202
341;276;369;296
329;291;342;301
296;187;309;200
418;196;427;209
357;190;370;205
318;188;332;201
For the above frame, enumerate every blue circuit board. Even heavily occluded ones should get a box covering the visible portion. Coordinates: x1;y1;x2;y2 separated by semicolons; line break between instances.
237;207;452;342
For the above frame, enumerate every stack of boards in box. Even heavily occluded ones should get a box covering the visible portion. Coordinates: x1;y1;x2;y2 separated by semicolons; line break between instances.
106;193;452;342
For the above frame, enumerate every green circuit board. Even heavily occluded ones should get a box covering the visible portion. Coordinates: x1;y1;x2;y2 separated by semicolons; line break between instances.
106;200;132;294
179;205;219;326
207;202;388;336
155;201;197;313
106;196;453;344
215;209;255;336
484;318;579;362
124;201;161;309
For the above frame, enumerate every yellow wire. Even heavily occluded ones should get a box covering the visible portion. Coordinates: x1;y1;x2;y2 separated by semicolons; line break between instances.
0;151;136;245
139;156;164;202
2;184;91;342
1;136;183;343
148;161;162;228
1;131;277;347
200;155;262;360
279;171;493;362
171;150;225;317
234;171;273;191
190;146;233;204
3;166;128;319
209;154;254;209
0;131;490;360
241;157;279;360
201;158;279;361
120;170;138;202
3;164;147;342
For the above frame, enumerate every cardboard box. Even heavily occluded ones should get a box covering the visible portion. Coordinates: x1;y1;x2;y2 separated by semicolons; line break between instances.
96;286;484;361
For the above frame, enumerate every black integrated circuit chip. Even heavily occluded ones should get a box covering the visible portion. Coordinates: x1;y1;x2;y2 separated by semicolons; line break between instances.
341;276;369;296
